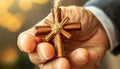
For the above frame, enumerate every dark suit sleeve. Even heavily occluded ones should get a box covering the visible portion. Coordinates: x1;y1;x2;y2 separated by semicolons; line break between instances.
84;0;120;55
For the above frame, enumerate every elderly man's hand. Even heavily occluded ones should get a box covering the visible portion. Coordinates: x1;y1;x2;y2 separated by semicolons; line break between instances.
17;6;109;69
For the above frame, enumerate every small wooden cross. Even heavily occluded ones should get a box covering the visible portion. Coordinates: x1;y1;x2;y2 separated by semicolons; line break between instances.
34;0;81;57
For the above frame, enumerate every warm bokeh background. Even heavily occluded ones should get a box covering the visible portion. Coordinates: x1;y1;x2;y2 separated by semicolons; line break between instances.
0;0;120;69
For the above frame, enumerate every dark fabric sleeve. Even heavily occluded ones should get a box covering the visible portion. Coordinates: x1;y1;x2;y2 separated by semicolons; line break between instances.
84;0;120;55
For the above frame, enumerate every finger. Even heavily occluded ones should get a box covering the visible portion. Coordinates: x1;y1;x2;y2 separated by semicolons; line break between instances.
69;48;90;66
37;42;55;63
29;50;42;65
17;12;53;53
87;45;107;66
41;58;70;69
29;42;55;64
17;29;42;53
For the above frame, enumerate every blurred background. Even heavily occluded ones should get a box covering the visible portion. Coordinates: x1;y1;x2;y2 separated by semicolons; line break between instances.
0;0;120;69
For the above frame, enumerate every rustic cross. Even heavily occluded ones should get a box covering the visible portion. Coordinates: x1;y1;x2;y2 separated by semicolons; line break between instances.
34;0;81;57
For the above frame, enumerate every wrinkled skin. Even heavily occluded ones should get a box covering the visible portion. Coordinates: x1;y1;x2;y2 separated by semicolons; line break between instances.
17;6;109;69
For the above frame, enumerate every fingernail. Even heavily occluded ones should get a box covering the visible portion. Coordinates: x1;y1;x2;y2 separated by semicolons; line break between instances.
54;58;70;69
37;43;55;62
19;33;36;53
17;37;24;51
37;46;50;63
54;59;62;69
39;46;50;60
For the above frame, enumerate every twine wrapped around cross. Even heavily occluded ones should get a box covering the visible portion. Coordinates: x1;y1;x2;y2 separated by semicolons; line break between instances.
35;0;81;57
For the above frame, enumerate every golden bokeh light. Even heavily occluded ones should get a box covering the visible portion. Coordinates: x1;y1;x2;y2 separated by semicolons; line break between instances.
32;0;49;4
14;12;25;23
0;12;25;32
0;0;51;32
7;13;25;32
1;45;18;64
0;0;14;13
0;12;12;27
18;0;33;11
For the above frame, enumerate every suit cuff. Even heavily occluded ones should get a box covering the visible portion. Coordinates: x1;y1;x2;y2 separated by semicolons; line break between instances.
84;6;119;50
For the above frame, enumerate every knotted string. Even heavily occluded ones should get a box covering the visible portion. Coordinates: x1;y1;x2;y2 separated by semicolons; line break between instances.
54;0;61;8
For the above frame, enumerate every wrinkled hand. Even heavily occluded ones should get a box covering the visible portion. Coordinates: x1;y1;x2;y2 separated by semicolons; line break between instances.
17;6;109;69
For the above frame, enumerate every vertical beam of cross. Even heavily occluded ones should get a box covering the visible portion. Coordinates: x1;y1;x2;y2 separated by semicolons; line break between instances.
35;0;81;58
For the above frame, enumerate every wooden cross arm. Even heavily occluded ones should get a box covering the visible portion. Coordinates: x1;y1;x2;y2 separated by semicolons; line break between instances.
35;22;81;36
64;22;81;31
35;26;51;36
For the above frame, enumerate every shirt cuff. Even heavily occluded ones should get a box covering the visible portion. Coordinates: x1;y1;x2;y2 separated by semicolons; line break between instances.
84;6;119;50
